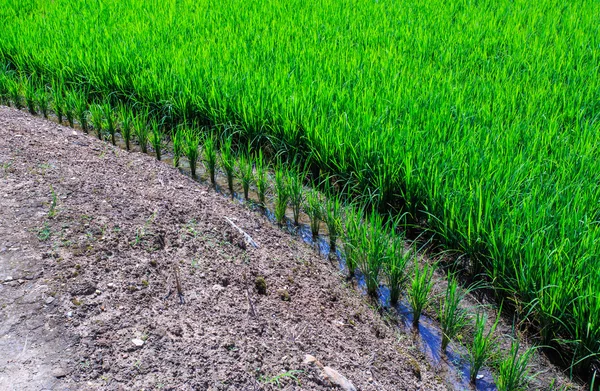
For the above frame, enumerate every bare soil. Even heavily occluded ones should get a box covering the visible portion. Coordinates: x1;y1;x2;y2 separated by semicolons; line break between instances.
0;105;449;390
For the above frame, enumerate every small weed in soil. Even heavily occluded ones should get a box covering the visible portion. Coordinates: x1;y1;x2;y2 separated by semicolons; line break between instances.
255;276;267;294
38;222;52;241
259;370;303;388
48;185;58;218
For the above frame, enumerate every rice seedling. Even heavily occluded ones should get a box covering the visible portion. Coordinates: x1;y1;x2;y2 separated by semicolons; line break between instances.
64;90;76;127
149;118;163;160
323;196;342;252
304;189;322;238
236;147;253;201
408;258;435;328
51;82;63;124
495;339;536;391
287;172;304;225
254;149;268;206
73;91;89;133
202;133;217;187
103;101;116;145
438;276;472;353
467;312;499;385
357;211;388;297
385;238;412;306
133;112;150;153
89;104;104;140
9;78;22;110
183;128;200;178
171;127;184;167
23;76;37;115
37;86;49;119
220;135;235;197
0;71;9;105
342;205;362;277
119;104;133;150
274;168;289;225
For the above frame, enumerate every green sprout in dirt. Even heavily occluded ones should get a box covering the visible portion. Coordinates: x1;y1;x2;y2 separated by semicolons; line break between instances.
203;133;217;187
172;128;184;167
149;118;163;160
48;185;58;218
89;104;104;140
103;101;116;145
408;258;435;328
37;86;49;118
304;189;322;238
23;76;37;115
65;90;76;127
495;339;536;391
385;237;412;305
467;311;499;385
274;167;289;225
220;135;236;198
119;104;133;150
254;149;268;206
259;370;303;388
236;147;253;201
358;211;388;297
0;71;9;105
323;195;342;252
183;128;200;178
287;171;304;225
438;275;472;353
74;91;89;133
133;111;150;153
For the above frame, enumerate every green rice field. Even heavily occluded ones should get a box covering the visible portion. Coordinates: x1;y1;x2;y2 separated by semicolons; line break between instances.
1;0;599;378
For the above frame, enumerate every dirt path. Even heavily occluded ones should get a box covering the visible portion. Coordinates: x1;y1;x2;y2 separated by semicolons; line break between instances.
0;106;447;390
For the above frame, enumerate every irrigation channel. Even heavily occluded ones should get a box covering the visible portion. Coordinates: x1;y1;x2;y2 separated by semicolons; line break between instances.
4;103;573;390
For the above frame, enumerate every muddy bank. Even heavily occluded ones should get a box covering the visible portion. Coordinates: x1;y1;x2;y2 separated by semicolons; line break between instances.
0;105;449;390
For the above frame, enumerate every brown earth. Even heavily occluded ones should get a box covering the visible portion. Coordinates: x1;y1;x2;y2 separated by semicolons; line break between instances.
0;105;449;390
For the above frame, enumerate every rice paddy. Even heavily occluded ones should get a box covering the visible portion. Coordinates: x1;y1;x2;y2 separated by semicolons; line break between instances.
1;0;599;386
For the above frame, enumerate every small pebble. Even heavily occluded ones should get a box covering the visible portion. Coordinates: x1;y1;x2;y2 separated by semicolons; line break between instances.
107;283;115;289
476;374;484;380
132;338;144;347
45;297;55;305
4;276;13;282
66;311;73;318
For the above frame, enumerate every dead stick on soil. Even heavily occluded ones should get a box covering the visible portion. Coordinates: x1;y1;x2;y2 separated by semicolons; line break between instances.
174;265;185;304
224;217;259;248
246;287;257;317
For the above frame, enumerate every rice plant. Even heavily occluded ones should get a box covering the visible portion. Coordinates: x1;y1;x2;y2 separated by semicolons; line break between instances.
467;312;499;385
23;76;37;115
103;101;116;145
0;71;9;105
220;135;235;197
149;118;163;160
236;148;253;201
342;205;362;277
438;276;472;353
287;172;304;225
385;238;412;306
183;128;200;178
133;113;149;153
73;91;89;133
9;78;22;110
64;90;76;127
172;127;184;167
89;104;104;140
408;258;435;328
51;82;63;123
274;168;289;225
119;104;133;150
254;149;268;206
495;339;536;391
357;211;388;297
202;133;217;187
37;86;49;118
304;189;322;238
323;196;342;252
